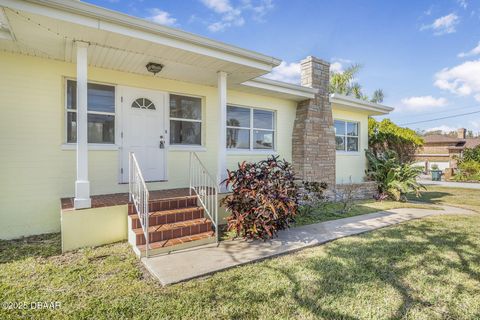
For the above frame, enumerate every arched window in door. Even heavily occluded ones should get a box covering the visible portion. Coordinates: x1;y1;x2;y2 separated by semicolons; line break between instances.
132;98;156;110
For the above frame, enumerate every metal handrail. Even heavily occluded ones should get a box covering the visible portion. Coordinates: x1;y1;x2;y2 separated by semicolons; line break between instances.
189;152;219;243
129;152;150;258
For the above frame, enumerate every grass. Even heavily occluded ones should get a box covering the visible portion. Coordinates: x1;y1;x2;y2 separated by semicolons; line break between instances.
2;214;480;319
1;186;479;319
294;199;437;227
409;185;480;213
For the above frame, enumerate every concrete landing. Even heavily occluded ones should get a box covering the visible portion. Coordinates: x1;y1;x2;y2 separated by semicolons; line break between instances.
142;204;476;285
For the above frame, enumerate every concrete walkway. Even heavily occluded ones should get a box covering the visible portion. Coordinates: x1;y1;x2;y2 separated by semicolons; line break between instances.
418;179;480;189
142;204;476;285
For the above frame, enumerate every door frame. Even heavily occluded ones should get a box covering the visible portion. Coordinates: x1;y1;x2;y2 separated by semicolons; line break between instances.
117;85;169;184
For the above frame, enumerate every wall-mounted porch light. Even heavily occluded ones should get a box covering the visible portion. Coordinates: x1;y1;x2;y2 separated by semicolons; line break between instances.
146;62;164;75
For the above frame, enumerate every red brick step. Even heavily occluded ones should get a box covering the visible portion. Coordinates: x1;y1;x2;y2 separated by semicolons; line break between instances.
130;207;204;229
133;218;212;245
128;195;198;215
137;231;214;251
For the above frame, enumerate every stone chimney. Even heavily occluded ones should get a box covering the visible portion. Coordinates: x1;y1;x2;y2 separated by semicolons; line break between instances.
292;56;336;186
457;128;466;139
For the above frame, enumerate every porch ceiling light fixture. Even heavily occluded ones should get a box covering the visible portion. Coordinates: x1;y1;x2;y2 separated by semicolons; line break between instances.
146;62;164;75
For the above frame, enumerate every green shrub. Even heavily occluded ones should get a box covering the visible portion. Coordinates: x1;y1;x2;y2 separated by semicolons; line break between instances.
368;118;424;163
366;150;425;201
221;156;299;240
462;146;480;163
454;160;480;182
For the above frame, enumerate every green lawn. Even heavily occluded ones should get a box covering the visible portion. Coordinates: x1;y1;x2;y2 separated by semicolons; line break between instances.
409;185;480;213
294;199;437;227
1;187;479;319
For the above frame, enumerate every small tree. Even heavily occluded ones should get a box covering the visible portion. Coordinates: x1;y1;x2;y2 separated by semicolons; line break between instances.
369;118;424;163
333;179;357;213
330;64;384;103
299;181;328;215
221;156;299;240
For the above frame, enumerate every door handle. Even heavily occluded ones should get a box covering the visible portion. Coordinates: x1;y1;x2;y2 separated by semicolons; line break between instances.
159;135;165;149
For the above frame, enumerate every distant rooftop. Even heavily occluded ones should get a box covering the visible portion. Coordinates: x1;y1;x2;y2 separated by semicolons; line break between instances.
423;135;480;149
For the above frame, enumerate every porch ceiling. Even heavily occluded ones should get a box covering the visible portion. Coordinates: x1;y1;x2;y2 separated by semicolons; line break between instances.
0;3;276;86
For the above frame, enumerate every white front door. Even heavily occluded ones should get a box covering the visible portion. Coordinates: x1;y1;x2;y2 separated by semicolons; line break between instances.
120;86;167;182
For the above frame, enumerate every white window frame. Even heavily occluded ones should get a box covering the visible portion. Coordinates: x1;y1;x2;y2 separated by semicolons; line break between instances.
226;104;276;153
168;93;204;148
63;78;117;148
335;119;360;154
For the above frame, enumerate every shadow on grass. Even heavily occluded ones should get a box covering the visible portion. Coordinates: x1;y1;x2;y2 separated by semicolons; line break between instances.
0;233;61;264
261;217;480;318
409;191;453;205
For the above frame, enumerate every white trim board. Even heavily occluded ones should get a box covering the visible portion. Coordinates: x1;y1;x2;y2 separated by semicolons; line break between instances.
330;93;394;115
241;77;316;101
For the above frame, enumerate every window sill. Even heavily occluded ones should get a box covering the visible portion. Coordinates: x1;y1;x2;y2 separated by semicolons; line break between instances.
168;145;207;152
336;151;361;156
61;143;120;151
227;150;278;156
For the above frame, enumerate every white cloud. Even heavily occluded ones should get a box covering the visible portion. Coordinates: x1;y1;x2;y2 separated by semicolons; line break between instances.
201;0;273;32
330;62;344;73
264;61;301;84
329;58;353;73
458;42;480;58
242;0;274;21
457;0;468;9
264;58;353;84
147;9;177;26
202;0;234;13
434;60;480;98
425;125;458;133
421;13;459;35
401;96;448;110
424;6;433;16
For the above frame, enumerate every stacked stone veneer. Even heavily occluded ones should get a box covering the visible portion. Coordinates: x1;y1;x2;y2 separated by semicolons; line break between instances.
331;181;378;200
292;56;336;186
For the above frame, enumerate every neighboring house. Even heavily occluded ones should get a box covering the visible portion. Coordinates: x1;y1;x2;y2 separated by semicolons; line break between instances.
414;128;480;171
0;0;393;254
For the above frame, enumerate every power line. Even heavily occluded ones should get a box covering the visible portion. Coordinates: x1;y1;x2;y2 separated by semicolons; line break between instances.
399;109;480;126
393;104;480;121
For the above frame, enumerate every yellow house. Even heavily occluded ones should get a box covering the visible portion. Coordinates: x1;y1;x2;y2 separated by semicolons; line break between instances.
0;0;393;256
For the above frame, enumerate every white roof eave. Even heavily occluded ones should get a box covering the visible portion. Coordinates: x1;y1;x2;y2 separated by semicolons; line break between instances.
330;93;394;115
241;77;316;101
1;0;282;70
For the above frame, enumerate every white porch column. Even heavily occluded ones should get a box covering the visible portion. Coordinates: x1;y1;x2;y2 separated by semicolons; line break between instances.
74;41;91;209
217;71;227;190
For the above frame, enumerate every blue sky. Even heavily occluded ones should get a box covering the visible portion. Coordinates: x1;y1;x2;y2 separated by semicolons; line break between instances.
86;0;480;134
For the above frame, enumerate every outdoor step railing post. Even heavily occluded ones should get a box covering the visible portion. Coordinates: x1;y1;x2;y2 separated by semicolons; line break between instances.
129;153;150;259
188;152;219;243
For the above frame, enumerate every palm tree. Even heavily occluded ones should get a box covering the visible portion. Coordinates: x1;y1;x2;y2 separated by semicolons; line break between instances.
329;64;362;95
329;63;384;104
349;82;365;100
371;89;385;103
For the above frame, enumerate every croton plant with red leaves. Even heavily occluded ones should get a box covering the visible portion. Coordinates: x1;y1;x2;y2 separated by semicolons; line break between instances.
221;156;299;240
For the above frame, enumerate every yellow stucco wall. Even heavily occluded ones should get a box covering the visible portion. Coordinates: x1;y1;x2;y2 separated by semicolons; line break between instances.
332;104;370;184
0;52;297;239
61;205;127;252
